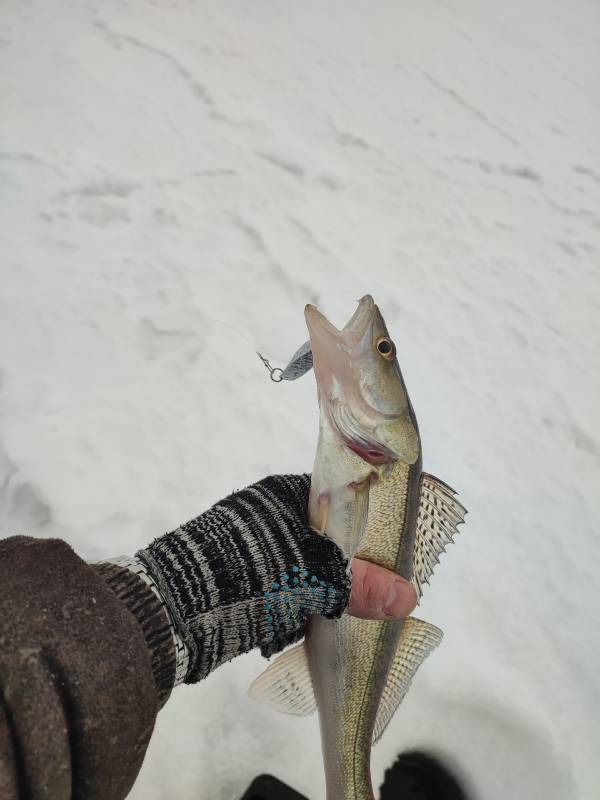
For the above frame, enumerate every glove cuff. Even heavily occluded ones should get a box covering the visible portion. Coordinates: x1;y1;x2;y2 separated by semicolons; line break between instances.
92;559;179;707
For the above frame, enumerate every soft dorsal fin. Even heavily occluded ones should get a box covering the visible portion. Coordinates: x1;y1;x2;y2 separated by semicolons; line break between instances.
412;473;467;599
248;641;316;716
373;616;443;744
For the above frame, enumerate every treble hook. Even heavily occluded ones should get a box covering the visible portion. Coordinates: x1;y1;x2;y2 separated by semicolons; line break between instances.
256;351;283;382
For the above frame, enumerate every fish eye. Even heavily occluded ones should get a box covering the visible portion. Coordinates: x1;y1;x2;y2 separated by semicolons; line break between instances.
376;336;395;360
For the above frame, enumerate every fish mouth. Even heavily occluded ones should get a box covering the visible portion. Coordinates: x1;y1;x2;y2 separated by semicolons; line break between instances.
343;294;375;334
305;295;375;342
306;295;395;465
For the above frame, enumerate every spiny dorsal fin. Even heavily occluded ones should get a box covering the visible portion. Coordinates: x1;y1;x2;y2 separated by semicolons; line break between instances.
412;473;467;599
248;641;316;716
373;617;443;744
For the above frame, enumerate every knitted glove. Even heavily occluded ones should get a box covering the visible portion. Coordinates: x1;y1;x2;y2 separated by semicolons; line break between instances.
136;474;351;684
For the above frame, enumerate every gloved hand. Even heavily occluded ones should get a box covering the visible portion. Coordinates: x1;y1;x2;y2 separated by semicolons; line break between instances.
135;474;417;684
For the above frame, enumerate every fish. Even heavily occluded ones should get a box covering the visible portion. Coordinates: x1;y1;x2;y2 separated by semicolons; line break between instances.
250;295;466;799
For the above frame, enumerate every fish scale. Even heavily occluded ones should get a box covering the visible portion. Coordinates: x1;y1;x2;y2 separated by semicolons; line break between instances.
355;461;415;573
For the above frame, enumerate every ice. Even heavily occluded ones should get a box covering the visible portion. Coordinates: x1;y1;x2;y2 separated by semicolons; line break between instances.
1;1;599;798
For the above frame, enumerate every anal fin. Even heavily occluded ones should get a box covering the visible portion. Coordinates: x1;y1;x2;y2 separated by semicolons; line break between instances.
248;641;316;717
373;617;443;744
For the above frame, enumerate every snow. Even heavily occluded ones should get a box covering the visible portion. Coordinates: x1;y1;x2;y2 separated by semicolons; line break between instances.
1;1;599;798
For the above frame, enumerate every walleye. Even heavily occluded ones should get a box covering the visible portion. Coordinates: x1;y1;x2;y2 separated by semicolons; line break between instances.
250;296;466;800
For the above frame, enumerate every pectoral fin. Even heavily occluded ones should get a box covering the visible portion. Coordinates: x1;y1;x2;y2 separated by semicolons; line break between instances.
350;472;371;554
248;641;316;716
412;474;467;598
373;617;443;744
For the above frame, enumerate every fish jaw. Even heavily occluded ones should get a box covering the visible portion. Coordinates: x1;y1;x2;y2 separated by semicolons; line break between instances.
305;297;420;468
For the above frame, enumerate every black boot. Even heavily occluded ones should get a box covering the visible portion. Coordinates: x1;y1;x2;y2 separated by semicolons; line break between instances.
379;751;469;800
240;774;308;800
240;751;468;800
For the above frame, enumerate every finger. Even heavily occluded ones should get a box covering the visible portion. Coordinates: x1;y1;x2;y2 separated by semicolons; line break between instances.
347;558;417;620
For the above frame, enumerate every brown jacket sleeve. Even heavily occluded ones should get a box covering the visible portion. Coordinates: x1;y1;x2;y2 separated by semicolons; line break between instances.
0;536;161;800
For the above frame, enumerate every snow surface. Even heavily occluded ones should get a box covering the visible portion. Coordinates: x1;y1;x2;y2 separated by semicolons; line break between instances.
1;1;599;798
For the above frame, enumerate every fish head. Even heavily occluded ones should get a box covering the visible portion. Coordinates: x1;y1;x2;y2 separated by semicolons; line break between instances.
305;295;420;467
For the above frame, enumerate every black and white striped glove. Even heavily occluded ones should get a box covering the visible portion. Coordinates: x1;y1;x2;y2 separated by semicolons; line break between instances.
136;474;350;684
